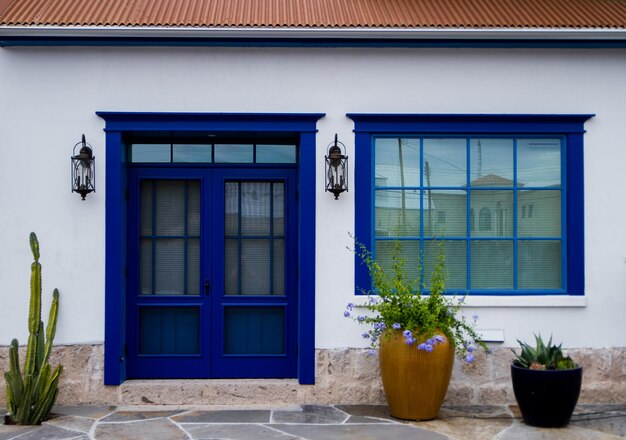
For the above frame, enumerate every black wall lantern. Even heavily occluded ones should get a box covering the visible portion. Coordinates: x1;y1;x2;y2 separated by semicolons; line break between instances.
71;134;95;200
325;134;348;200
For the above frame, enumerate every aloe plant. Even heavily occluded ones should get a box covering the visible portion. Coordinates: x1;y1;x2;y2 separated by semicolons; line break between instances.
4;233;63;425
512;334;577;370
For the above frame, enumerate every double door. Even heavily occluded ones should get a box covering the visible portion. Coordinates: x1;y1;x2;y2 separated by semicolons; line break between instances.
126;167;298;379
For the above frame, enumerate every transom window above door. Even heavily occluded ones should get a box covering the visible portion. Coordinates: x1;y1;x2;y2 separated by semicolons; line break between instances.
127;132;298;164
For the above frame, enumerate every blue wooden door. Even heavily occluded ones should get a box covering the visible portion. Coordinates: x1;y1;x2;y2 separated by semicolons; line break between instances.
126;167;298;379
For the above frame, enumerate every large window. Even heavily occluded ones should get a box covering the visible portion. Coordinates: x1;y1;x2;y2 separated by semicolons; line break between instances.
349;114;593;296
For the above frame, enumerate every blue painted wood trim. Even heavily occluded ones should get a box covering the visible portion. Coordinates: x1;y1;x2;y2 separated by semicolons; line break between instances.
104;130;126;385
298;131;316;384
2;37;626;48
350;113;593;297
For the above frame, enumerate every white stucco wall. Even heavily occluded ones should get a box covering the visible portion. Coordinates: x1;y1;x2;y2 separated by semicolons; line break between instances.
0;46;625;349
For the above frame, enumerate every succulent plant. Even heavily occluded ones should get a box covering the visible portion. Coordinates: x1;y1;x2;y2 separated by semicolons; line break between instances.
4;233;63;425
512;334;577;370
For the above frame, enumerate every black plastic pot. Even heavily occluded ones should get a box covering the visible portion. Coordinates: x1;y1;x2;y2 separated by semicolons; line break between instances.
511;364;582;428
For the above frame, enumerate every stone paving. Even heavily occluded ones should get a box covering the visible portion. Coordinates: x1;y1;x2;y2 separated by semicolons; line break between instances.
1;404;625;439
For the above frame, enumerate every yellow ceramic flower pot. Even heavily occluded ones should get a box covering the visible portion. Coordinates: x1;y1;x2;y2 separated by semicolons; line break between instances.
379;329;455;420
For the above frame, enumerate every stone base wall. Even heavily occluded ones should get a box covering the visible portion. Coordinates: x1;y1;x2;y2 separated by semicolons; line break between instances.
0;345;624;406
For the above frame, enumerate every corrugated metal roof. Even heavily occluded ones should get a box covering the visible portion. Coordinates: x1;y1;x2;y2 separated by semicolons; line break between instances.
1;0;625;29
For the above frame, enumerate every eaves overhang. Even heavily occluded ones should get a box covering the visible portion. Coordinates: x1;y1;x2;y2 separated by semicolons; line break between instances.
1;26;626;47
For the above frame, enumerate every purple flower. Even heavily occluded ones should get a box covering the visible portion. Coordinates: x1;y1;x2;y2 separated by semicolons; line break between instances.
347;302;355;310
392;323;401;330
467;345;475;353
426;338;435;346
374;322;386;331
417;343;427;351
435;335;445;343
465;353;475;363
367;349;377;356
403;330;412;338
404;337;416;346
343;311;351;318
424;344;434;352
362;333;370;339
472;313;479;322
357;315;366;322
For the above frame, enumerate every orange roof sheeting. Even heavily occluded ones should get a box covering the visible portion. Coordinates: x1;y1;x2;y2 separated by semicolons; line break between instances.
0;0;625;29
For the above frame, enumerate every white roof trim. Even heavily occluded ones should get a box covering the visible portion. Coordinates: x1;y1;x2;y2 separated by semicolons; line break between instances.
0;26;625;40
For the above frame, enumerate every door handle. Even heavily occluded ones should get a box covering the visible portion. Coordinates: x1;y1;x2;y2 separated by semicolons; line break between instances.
204;280;211;295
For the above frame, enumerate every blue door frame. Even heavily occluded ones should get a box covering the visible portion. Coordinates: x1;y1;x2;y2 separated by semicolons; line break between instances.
98;112;324;385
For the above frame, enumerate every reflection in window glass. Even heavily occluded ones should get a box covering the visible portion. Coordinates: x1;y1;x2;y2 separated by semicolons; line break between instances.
173;144;212;163
517;139;561;187
423;138;466;186
470;139;514;185
132;144;170;163
375;138;420;187
257;145;297;163
214;144;254;163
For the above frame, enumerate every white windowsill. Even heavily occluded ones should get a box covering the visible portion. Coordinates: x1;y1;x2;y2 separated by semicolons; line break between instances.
354;295;587;308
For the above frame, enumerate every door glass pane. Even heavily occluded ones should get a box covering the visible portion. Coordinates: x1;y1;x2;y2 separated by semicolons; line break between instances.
139;307;200;355
224;307;285;354
225;182;285;296
375;138;420;187
139;180;200;295
241;239;270;295
242;183;271;235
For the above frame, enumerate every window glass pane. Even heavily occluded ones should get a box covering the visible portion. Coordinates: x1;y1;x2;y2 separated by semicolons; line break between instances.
155;181;185;236
375;190;421;237
375;138;420;187
214;144;253;163
425;190;466;237
518;190;561;237
424;240;467;290
241;182;271;235
518;241;562;289
131;144;170;163
241;239;271;295
139;307;200;355
517;138;561;187
257;144;297;163
375;240;421;283
470;190;513;237
471;241;513;289
423;138;466;186
470;139;513;185
155;239;185;295
173;144;212;163
224;307;285;354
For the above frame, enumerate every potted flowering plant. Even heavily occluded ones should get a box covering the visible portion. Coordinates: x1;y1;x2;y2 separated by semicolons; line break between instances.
345;240;487;421
511;334;582;427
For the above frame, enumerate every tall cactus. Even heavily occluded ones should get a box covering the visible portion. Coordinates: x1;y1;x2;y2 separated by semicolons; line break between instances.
4;233;62;425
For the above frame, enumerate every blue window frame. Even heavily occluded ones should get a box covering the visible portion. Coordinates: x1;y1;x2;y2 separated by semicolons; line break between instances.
348;114;593;296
